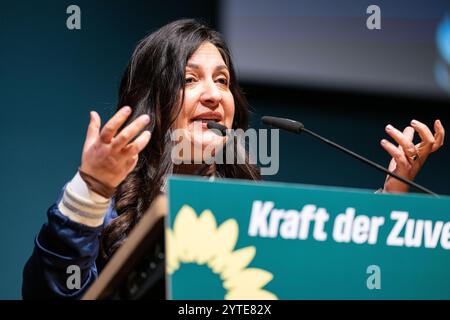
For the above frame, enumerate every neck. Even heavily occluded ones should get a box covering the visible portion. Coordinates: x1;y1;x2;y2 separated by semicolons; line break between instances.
173;163;216;176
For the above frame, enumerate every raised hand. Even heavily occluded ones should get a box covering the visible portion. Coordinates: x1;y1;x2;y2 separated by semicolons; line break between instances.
80;106;151;191
381;119;445;193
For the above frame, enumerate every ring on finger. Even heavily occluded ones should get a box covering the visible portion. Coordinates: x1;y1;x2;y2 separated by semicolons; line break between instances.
408;152;419;162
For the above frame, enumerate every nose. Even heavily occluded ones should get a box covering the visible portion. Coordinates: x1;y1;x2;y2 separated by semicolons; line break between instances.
200;79;222;109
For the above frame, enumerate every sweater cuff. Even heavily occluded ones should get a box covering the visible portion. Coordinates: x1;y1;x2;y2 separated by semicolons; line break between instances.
58;172;111;227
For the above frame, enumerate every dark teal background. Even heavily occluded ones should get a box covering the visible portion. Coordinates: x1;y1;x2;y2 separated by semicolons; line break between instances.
0;0;218;299
168;177;450;299
0;1;449;299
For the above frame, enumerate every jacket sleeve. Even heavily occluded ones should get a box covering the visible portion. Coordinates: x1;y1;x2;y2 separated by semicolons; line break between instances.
22;178;117;300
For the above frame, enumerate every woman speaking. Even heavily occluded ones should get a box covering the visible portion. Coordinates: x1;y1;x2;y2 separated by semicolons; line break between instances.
22;19;445;299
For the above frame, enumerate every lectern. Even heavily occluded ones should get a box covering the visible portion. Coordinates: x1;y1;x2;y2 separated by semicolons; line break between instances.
83;195;167;299
84;176;450;299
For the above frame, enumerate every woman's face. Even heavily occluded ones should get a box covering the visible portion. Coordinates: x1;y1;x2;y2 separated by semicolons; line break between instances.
173;42;235;158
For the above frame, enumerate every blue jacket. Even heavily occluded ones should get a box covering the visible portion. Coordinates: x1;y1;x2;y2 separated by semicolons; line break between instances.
22;185;118;299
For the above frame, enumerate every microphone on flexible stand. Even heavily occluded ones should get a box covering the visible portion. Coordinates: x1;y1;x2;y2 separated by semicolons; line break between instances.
261;116;438;197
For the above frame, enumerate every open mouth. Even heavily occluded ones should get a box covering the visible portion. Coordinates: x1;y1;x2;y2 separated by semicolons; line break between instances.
190;111;223;126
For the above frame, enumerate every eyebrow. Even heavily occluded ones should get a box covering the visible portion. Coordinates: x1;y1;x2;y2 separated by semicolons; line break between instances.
186;63;229;73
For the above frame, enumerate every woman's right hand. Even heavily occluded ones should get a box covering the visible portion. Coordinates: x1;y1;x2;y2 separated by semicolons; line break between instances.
80;106;151;189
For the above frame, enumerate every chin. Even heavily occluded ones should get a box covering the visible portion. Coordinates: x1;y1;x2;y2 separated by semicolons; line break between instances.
191;131;222;146
172;127;226;163
190;131;225;162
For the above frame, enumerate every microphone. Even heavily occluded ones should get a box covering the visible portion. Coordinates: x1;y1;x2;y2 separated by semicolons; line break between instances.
261;116;304;134
261;116;438;197
207;121;227;136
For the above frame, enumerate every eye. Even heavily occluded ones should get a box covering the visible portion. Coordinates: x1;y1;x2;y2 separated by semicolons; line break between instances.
185;77;195;84
216;77;229;86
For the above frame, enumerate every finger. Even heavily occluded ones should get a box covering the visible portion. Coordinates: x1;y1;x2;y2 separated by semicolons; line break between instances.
410;119;435;151
385;124;416;156
85;111;101;145
380;139;410;169
100;106;132;144
123;130;151;156
403;126;415;143
125;154;139;172
431;119;445;152
396;126;415;154
112;114;150;151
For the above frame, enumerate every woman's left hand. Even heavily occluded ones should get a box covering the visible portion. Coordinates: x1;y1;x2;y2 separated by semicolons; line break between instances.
381;119;445;193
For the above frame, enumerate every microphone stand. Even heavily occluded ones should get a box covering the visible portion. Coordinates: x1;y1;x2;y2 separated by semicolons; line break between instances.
262;116;439;197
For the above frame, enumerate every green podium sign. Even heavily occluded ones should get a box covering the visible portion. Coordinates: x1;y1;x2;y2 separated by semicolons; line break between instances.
166;176;450;299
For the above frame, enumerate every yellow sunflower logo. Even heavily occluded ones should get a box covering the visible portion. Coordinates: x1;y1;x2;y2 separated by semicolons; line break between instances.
166;205;278;300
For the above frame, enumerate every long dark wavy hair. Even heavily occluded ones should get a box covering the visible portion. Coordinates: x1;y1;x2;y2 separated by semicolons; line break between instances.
100;19;261;258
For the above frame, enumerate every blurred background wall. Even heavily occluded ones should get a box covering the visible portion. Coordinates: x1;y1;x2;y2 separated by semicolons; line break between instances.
0;0;449;299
